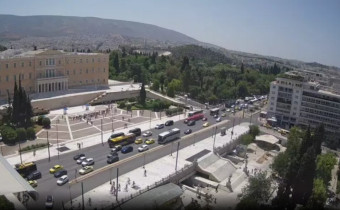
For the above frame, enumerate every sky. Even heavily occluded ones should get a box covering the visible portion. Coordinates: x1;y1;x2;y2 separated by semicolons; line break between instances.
0;0;339;67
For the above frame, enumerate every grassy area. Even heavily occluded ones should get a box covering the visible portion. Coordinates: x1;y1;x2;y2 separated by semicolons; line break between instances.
19;143;49;153
33;124;43;133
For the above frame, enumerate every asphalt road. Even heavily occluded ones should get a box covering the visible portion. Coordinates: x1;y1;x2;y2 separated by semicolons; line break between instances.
26;110;259;209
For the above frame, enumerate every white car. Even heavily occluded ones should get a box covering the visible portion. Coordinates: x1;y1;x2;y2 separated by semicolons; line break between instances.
226;109;231;112
138;145;149;152
142;131;152;137
57;175;69;186
216;117;221;122
76;156;86;164
155;124;164;129
81;158;94;167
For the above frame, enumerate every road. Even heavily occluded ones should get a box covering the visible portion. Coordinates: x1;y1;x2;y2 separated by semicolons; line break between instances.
26;110;259;209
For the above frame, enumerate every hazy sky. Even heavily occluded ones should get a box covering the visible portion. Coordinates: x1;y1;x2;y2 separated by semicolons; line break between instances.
1;0;339;67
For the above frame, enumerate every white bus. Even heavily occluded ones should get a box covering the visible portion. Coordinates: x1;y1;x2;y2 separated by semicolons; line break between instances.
158;128;181;144
188;110;204;117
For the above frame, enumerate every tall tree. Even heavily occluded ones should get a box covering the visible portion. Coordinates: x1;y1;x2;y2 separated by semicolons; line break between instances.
113;54;120;73
312;125;324;156
11;80;19;126
140;81;146;105
306;179;327;210
24;95;33;128
180;56;190;71
316;153;336;185
241;171;273;204
241;63;245;74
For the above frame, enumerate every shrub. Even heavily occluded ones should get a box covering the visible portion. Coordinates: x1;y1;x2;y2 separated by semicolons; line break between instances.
118;101;126;108
165;107;183;116
128;97;136;102
0;125;17;145
42;117;51;128
240;134;254;145
16;128;27;142
37;115;45;125
249;125;260;137
126;104;132;111
26;127;36;140
19;143;48;152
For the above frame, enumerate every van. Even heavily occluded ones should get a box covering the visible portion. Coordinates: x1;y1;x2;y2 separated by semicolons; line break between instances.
108;132;124;141
128;128;141;136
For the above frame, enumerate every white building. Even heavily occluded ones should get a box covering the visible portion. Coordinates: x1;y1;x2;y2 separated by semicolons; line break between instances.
268;71;340;141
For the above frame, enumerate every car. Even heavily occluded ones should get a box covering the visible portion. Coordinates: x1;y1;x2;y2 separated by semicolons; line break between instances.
45;195;54;209
107;155;119;164
226;109;231;112
49;165;63;174
213;114;218;118
165;120;174;126
155;124;164;129
135;138;143;144
203;122;210;127
145;138;155;145
28;180;38;188
77;156;87;164
73;153;85;160
54;169;67;178
81;158;95;167
221;113;226;117
121;146;133;154
202;117;208;121
57;175;69;186
138;145;149;152
110;148;119;155
216;117;221;122
128;128;141;136
184;129;192;135
113;145;122;151
27;171;42;180
79;166;94;175
142;131;152;137
231;110;235;113
187;120;196;126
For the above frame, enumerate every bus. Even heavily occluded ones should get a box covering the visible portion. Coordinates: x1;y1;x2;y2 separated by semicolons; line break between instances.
210;108;219;116
108;133;136;148
15;162;37;178
184;114;204;123
158;128;181;144
107;132;125;142
188;110;203;117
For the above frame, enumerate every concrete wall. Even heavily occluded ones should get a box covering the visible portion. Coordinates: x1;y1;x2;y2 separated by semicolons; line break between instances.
31;91;104;110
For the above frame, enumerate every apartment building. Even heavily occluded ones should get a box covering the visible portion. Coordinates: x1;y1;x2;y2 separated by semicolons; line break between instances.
0;49;109;100
268;71;340;139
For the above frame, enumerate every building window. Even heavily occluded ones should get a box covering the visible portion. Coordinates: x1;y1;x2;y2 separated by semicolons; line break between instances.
6;75;9;82
86;80;88;83
29;61;31;67
6;64;8;69
13;75;16;81
59;60;61;65
80;69;82;74
21;62;24;67
46;59;48;65
21;74;24;80
67;70;69;75
14;63;16;68
40;61;42;66
29;73;32;79
74;59;76;64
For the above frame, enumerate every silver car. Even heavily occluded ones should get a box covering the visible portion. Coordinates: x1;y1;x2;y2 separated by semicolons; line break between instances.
142;131;152;137
57;175;69;186
76;156;86;164
81;158;94;167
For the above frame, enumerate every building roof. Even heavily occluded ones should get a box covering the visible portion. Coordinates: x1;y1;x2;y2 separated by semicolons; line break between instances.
0;49;100;59
0;155;39;200
255;134;279;145
120;183;183;210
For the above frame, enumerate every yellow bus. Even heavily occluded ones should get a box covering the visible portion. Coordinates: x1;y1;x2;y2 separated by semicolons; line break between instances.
108;133;136;148
15;162;37;178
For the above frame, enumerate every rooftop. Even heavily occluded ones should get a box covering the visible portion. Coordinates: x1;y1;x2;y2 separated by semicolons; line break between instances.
0;49;101;59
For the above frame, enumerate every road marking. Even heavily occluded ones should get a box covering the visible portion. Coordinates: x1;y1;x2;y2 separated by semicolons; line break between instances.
66;115;74;141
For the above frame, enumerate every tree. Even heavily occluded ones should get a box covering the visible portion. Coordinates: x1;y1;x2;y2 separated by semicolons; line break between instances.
241;63;245;74
113;54;120;73
237;81;249;98
312;125;324;156
241;171;273;203
249;125;260;137
240;134;254;145
0;126;17;144
11;80;19;126
37;116;45;125
24;95;33;128
151;80;160;91
42;117;51;128
140;82;146;105
0;195;15;210
271;152;289;178
306;179;327;210
16;128;27;142
316;153;336;185
167;85;175;97
26;127;36;140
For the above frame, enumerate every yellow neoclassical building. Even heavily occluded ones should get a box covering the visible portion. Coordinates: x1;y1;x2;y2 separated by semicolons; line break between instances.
0;49;109;100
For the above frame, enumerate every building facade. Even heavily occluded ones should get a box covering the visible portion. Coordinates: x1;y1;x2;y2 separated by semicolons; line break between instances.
268;71;340;140
0;49;109;100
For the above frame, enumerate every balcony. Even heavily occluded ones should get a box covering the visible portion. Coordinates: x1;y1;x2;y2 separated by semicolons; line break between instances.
36;76;68;82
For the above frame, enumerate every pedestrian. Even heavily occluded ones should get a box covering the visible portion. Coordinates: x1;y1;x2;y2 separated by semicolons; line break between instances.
125;184;128;192
127;178;130;185
132;181;135;187
33;149;36;157
118;183;121;191
88;197;92;207
144;169;147;177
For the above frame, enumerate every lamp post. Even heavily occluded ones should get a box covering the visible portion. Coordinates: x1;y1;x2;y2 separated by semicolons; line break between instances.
56;122;59;159
213;126;218;152
18;141;23;164
116;168;119;202
47;131;51;162
111;118;114;132
101;119;103;146
81;182;85;210
175;142;180;172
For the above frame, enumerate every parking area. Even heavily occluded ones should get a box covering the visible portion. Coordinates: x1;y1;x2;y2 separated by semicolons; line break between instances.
36;104;162;143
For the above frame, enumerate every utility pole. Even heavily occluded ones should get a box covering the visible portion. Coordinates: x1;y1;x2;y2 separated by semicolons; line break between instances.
111;118;114;132
116;168;119;202
56;122;59;159
81;182;85;210
18;142;23;164
47;131;51;162
101;119;103;145
213;126;217;151
149;110;151;129
231;118;235;141
249;112;253;125
175;142;180;172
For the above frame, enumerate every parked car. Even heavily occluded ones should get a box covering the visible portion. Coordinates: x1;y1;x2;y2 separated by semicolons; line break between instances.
203;122;210;127
57;175;69;186
73;153;85;160
49;165;63;174
28;180;38;188
221;113;226;117
113;145;122;151
135;138;143;144
81;158;95;167
110;148;118;156
226;109;231;112
155;124;164;129
121;146;133;154
76;156;87;164
107;155;119;164
165;120;174;126
138;145;149;152
54;169;67;178
184;129;192;135
213;114;218;118
142;131;152;137
128;128;141;136
45;195;54;209
202;117;208;121
216;117;221;122
145;138;155;145
27;171;42;180
79;166;94;175
187;120;196;126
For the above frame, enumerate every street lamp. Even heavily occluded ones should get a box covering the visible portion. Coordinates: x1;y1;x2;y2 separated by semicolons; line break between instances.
18;141;23;164
175;142;180;172
56;122;59;159
213;126;218;151
47;131;51;162
101;119;103;146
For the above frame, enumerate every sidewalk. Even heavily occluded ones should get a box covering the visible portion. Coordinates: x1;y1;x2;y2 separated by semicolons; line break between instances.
64;123;251;209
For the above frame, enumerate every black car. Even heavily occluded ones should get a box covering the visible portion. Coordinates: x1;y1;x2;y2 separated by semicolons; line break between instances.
73;153;85;160
184;129;192;135
187;120;196;126
107;155;119;164
54;169;67;178
45;195;54;209
165;120;174;126
121;146;133;154
27;171;42;180
129;128;141;136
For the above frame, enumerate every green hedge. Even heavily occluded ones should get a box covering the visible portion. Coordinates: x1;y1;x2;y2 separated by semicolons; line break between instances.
42;117;51;128
165;107;183;116
19;143;49;153
26;127;36;140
